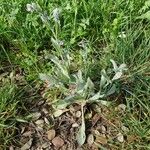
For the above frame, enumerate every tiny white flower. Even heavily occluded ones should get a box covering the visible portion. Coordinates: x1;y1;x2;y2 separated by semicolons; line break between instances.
26;4;34;12
52;8;60;22
26;3;38;12
118;31;126;38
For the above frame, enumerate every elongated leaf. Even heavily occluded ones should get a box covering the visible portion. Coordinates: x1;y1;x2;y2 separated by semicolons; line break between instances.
76;105;86;145
100;74;107;88
101;69;111;86
51;56;70;79
89;92;105;101
39;73;58;87
84;77;94;91
53;100;70;110
53;95;82;110
76;121;86;145
77;70;83;83
110;59;118;71
106;84;117;96
118;64;127;71
16;118;28;123
112;71;122;81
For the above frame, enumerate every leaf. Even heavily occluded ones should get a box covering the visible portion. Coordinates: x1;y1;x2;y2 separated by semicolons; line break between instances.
112;71;122;81
110;59;118;71
101;69;111;86
89;92;105;101
77;70;84;83
85;77;94;90
53;95;77;110
51;56;70;79
16;118;28;123
53;100;70;110
47;129;56;140
39;73;56;87
106;84;117;96
100;74;107;89
100;100;111;107
76;105;86;145
21;138;33;150
118;64;127;71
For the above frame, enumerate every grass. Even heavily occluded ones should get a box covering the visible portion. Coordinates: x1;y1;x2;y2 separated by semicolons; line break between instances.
0;0;150;149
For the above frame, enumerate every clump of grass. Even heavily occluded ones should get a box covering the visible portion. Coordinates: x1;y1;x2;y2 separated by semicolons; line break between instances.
0;73;35;149
0;75;18;148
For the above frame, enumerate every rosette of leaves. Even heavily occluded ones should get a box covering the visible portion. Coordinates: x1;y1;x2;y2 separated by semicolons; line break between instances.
39;56;127;145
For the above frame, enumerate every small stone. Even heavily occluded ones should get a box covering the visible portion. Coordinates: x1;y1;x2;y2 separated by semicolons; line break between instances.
118;104;126;111
117;133;124;143
53;110;64;117
32;112;41;120
35;119;44;125
42;142;49;148
38;100;45;106
9;146;14;150
121;126;129;132
42;108;49;114
76;111;81;118
22;131;32;137
36;126;44;131
47;129;56;141
21;138;33;150
72;123;79;128
52;136;64;148
94;130;100;136
35;119;44;128
101;125;106;133
87;134;94;146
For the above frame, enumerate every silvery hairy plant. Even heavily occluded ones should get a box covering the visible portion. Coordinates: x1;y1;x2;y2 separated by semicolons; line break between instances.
39;55;127;145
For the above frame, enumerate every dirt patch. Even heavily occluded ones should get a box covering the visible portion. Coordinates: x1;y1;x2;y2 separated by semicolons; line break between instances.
9;98;136;150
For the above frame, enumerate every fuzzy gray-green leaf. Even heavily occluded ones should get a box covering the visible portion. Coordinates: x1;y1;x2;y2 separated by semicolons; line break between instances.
76;105;86;145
